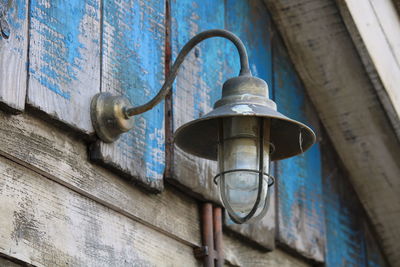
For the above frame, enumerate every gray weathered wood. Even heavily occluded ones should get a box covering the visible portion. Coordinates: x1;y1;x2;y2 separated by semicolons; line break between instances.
168;0;225;204
91;0;165;192
0;155;200;266
224;234;310;267
27;0;100;134
0;257;22;267
265;0;400;265
0;0;28;113
337;0;400;140
0;110;200;247
225;187;275;251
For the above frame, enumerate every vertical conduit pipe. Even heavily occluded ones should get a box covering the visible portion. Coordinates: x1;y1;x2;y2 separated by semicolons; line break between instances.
213;206;224;267
202;203;214;267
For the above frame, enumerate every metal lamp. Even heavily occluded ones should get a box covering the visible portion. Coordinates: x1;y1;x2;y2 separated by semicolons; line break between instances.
91;29;316;224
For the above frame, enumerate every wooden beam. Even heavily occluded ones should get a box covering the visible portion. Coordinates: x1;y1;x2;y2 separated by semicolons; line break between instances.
0;110;201;247
0;155;200;266
337;0;400;139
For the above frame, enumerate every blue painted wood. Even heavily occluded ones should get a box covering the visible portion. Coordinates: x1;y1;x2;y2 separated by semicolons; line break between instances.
27;0;100;133
0;0;28;113
273;35;325;262
169;0;275;249
322;142;388;267
169;0;226;201
224;0;275;250
91;0;165;191
225;0;272;95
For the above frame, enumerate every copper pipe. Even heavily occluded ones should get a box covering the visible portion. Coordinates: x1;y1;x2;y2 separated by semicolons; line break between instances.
213;206;224;267
202;203;214;267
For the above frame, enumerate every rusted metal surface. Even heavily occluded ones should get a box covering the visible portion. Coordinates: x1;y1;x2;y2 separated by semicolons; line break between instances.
197;203;224;267
213;206;224;267
164;0;173;179
202;203;214;267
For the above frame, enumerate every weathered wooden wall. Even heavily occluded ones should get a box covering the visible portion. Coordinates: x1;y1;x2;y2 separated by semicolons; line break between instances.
90;0;166;191
321;137;388;267
0;0;28;113
0;0;392;266
0;107;313;265
273;34;325;262
264;0;400;265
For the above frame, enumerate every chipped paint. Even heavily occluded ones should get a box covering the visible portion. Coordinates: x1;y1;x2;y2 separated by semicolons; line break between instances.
94;0;165;189
0;0;28;113
231;104;254;114
27;0;100;133
274;34;325;262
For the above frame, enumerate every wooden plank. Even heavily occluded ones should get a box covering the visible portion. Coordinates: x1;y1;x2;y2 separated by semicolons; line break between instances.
168;0;226;203
168;0;275;250
322;152;366;266
273;34;325;262
0;156;200;266
0;110;200;247
264;0;400;265
337;0;400;141
27;0;100;134
224;234;310;267
91;0;165;191
364;222;389;267
321;139;389;267
0;0;28;113
0;257;22;267
223;0;275;250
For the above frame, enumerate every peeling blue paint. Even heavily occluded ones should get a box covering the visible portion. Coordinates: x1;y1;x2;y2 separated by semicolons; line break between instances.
274;33;325;260
29;0;98;99
103;0;165;183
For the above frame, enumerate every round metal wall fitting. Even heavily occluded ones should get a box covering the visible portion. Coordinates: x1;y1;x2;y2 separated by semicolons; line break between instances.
90;93;134;143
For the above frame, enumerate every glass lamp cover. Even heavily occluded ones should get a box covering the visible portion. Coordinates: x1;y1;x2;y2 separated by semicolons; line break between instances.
218;116;270;217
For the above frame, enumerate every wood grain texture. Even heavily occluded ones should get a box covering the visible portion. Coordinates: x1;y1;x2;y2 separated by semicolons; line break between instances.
91;0;165;192
321;139;388;267
0;257;23;267
27;0;100;133
273;35;325;262
168;0;275;249
224;234;310;267
223;0;275;250
0;110;200;247
264;0;400;265
168;0;226;204
0;155;200;267
0;0;28;113
337;0;400;138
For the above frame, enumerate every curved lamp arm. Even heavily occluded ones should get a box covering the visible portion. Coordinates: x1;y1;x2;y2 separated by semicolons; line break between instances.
91;29;252;143
125;29;251;117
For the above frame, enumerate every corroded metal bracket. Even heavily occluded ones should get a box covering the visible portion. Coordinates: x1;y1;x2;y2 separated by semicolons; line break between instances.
90;29;251;143
90;93;134;143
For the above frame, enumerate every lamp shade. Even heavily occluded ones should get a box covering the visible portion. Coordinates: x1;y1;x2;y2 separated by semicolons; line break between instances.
174;75;316;161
